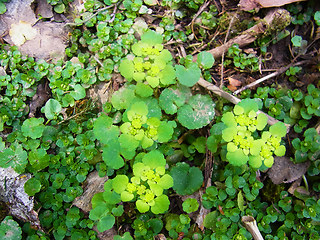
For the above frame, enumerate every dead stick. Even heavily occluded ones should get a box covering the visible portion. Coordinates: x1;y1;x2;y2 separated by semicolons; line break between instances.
233;59;311;95
193;8;291;62
242;216;264;240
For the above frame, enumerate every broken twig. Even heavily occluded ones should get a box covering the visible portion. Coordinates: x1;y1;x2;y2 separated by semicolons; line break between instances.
193;8;291;62
242;216;264;240
233;59;311;95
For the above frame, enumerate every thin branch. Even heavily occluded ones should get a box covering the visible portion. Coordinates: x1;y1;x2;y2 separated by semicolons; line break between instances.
233;59;311;95
64;5;114;27
193;8;291;62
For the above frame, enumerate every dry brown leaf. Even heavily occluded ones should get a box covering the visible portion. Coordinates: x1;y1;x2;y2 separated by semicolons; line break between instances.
227;77;242;91
239;0;306;11
268;157;310;184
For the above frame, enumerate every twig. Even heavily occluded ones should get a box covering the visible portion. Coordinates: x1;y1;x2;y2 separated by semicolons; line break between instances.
189;0;211;40
193;8;291;62
242;216;264;240
233;59;311;95
64;5;114;27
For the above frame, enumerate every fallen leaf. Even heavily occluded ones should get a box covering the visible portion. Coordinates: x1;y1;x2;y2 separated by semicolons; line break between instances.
268;157;310;184
239;0;306;11
9;21;37;46
227;77;242;91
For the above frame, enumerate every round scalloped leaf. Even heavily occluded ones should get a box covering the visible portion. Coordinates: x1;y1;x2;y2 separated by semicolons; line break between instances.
103;190;121;205
21;118;45;139
24;177;41;196
197;51;215;69
141;30;163;45
42;99;62;119
0;145;27;174
102;140;124;169
142;150;166;169
233;105;244;115
182;198;199;213
146;76;160;88
143;97;162;119
159;86;191;114
94;115;119;144
159;65;176;86
250;140;263;156
227;142;238;152
135;82;153;97
127;101;148;120
111;85;137;110
158;49;173;62
157;121;176;143
97;214;115;232
149;182;163;196
114;232;133;240
237;99;259;114
222;127;237;142
226;149;248;166
151;195;170;214
269;122;287;138
119;59;135;80
121;191;134;202
177;94;215;129
221;112;237;127
70;84;86;100
158;174;174;189
256;113;268;131
136;200;150;213
0;216;22;240
248;155;262;169
170;162;203;195
89;203;108;222
175;63;201;87
133;162;146;178
274;145;286;156
263;156;274;168
112;175;129;194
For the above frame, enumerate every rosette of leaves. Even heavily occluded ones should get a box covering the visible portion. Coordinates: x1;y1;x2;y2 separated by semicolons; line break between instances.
292;128;320;163
210;99;286;168
119;30;176;88
94;100;175;169
300;84;320;120
90;150;173;229
113;150;173;214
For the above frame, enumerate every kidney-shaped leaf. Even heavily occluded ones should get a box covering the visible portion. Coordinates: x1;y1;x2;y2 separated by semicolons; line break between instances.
177;94;215;129
170;162;203;195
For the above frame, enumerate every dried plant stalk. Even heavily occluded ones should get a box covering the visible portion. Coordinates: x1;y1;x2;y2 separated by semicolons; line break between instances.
242;216;264;240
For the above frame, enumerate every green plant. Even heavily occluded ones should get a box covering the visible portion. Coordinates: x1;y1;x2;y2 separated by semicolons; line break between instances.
292;127;320;163
225;44;260;72
208;99;286;168
0;216;22;240
89;150;173;231
131;214;163;239
285;66;302;82
119;30;176;88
